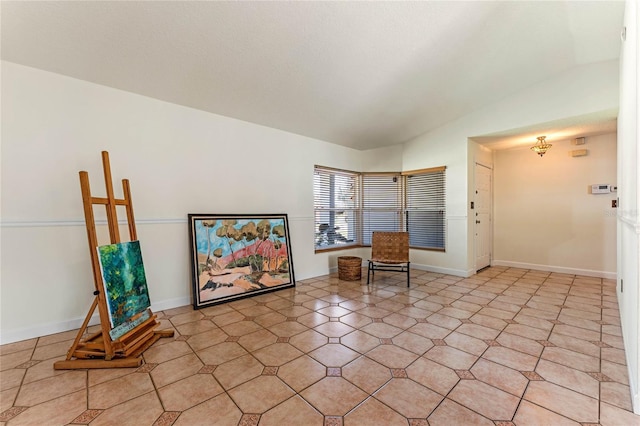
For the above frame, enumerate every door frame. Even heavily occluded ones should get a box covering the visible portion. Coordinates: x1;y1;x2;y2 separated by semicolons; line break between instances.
474;162;493;271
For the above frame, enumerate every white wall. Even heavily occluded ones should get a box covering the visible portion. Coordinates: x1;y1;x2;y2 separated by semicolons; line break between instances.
493;134;617;278
0;54;625;344
617;0;640;413
402;59;620;277
0;61;368;343
361;145;404;172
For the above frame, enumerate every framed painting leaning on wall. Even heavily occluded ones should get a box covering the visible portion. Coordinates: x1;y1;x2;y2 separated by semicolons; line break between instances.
188;213;295;309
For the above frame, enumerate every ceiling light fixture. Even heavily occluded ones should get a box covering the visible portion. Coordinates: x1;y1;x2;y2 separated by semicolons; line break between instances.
531;136;552;157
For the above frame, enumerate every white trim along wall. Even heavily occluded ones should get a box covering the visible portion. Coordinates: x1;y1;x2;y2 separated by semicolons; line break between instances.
493;133;617;280
617;0;640;413
1;60;364;344
0;48;624;348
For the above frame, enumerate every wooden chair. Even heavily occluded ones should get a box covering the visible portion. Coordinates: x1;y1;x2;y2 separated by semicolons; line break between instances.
367;231;410;287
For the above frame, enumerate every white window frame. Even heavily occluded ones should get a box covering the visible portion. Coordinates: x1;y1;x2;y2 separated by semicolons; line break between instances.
313;166;360;252
314;165;446;252
403;167;446;251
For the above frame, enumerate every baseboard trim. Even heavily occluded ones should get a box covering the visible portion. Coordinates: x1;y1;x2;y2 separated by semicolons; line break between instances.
0;296;191;345
0;316;100;346
411;263;473;278
621;311;640;415
492;260;616;280
330;261;471;278
6;259;614;344
630;363;640;415
151;297;192;313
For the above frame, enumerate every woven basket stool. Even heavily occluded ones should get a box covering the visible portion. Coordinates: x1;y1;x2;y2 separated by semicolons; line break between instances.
338;256;362;281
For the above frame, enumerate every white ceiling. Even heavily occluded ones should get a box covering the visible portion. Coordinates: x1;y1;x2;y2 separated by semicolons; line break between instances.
1;1;625;151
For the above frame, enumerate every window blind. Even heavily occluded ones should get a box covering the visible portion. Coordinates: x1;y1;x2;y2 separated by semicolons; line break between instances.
361;173;403;245
313;165;446;252
313;166;360;250
404;169;446;250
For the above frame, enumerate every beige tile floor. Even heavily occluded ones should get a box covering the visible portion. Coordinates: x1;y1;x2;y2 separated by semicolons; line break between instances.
1;266;640;425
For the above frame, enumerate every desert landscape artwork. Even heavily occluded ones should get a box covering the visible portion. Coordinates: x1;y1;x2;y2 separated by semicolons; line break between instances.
188;214;295;308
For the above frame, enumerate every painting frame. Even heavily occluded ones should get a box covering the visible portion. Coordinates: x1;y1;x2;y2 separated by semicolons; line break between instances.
188;213;295;309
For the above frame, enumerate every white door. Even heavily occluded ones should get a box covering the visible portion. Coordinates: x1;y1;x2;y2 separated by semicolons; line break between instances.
475;163;492;271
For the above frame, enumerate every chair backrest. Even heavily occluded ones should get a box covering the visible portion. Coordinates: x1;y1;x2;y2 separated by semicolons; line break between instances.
371;232;409;263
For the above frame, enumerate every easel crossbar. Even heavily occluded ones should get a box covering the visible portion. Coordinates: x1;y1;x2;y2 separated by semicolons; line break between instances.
90;197;130;206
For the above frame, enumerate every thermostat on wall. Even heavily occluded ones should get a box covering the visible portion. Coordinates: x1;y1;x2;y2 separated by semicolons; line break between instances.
590;184;611;194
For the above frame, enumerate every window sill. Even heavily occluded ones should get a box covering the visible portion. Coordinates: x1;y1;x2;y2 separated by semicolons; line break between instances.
314;244;445;253
314;244;362;254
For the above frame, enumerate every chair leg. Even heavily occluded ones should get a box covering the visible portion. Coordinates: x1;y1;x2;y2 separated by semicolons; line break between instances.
407;262;410;287
367;261;372;284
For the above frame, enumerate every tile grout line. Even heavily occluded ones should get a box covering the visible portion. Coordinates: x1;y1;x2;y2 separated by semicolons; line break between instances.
0;268;633;424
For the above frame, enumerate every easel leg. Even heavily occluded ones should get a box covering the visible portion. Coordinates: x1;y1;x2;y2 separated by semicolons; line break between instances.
64;297;98;361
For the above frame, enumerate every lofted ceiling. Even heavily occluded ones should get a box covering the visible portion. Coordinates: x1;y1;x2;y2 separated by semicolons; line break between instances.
1;1;625;151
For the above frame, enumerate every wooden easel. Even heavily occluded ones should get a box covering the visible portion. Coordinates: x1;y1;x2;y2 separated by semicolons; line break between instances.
54;151;173;370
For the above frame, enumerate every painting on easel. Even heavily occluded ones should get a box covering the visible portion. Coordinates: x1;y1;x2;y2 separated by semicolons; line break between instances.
97;240;151;329
188;214;295;309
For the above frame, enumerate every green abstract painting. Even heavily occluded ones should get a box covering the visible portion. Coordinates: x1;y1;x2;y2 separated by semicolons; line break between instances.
97;240;151;328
